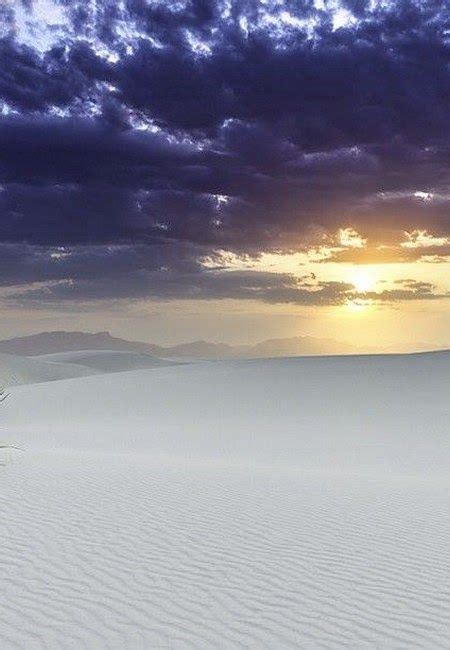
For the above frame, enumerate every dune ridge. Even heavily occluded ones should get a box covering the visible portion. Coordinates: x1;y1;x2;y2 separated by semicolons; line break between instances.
36;349;178;373
0;351;98;386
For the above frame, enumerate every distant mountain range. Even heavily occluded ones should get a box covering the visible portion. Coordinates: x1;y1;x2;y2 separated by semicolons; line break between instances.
0;331;446;360
0;330;359;359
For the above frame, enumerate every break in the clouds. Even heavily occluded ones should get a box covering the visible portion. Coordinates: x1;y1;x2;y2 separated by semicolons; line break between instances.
1;0;450;307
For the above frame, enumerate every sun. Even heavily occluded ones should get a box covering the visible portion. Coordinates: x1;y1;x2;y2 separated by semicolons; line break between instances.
345;266;378;312
351;267;377;293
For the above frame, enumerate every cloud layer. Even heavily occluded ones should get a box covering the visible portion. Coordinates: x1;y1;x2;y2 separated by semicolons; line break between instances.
1;0;450;305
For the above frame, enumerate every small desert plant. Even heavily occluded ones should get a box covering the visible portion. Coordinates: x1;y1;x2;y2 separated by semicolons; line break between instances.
0;387;23;464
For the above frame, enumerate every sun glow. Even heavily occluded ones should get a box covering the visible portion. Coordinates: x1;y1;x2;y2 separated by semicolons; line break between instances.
345;266;378;312
350;267;378;293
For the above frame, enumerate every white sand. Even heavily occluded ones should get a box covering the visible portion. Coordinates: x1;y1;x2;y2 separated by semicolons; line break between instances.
0;351;97;386
1;353;449;648
35;349;177;373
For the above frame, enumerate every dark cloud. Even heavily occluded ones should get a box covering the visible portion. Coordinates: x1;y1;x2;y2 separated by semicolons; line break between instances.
0;0;449;304
0;242;447;308
0;38;86;111
364;279;448;302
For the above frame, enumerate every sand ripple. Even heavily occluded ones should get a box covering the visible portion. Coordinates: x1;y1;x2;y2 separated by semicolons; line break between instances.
2;453;450;649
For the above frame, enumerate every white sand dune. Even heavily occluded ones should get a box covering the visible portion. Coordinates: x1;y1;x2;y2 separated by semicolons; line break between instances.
0;349;177;388
36;349;178;373
1;352;450;648
0;351;98;386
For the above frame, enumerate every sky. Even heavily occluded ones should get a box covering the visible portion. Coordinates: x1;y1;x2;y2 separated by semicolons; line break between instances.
0;0;449;349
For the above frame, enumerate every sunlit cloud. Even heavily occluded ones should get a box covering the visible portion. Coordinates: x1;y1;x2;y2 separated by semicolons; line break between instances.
345;298;373;313
401;230;450;249
338;228;367;249
413;191;433;202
